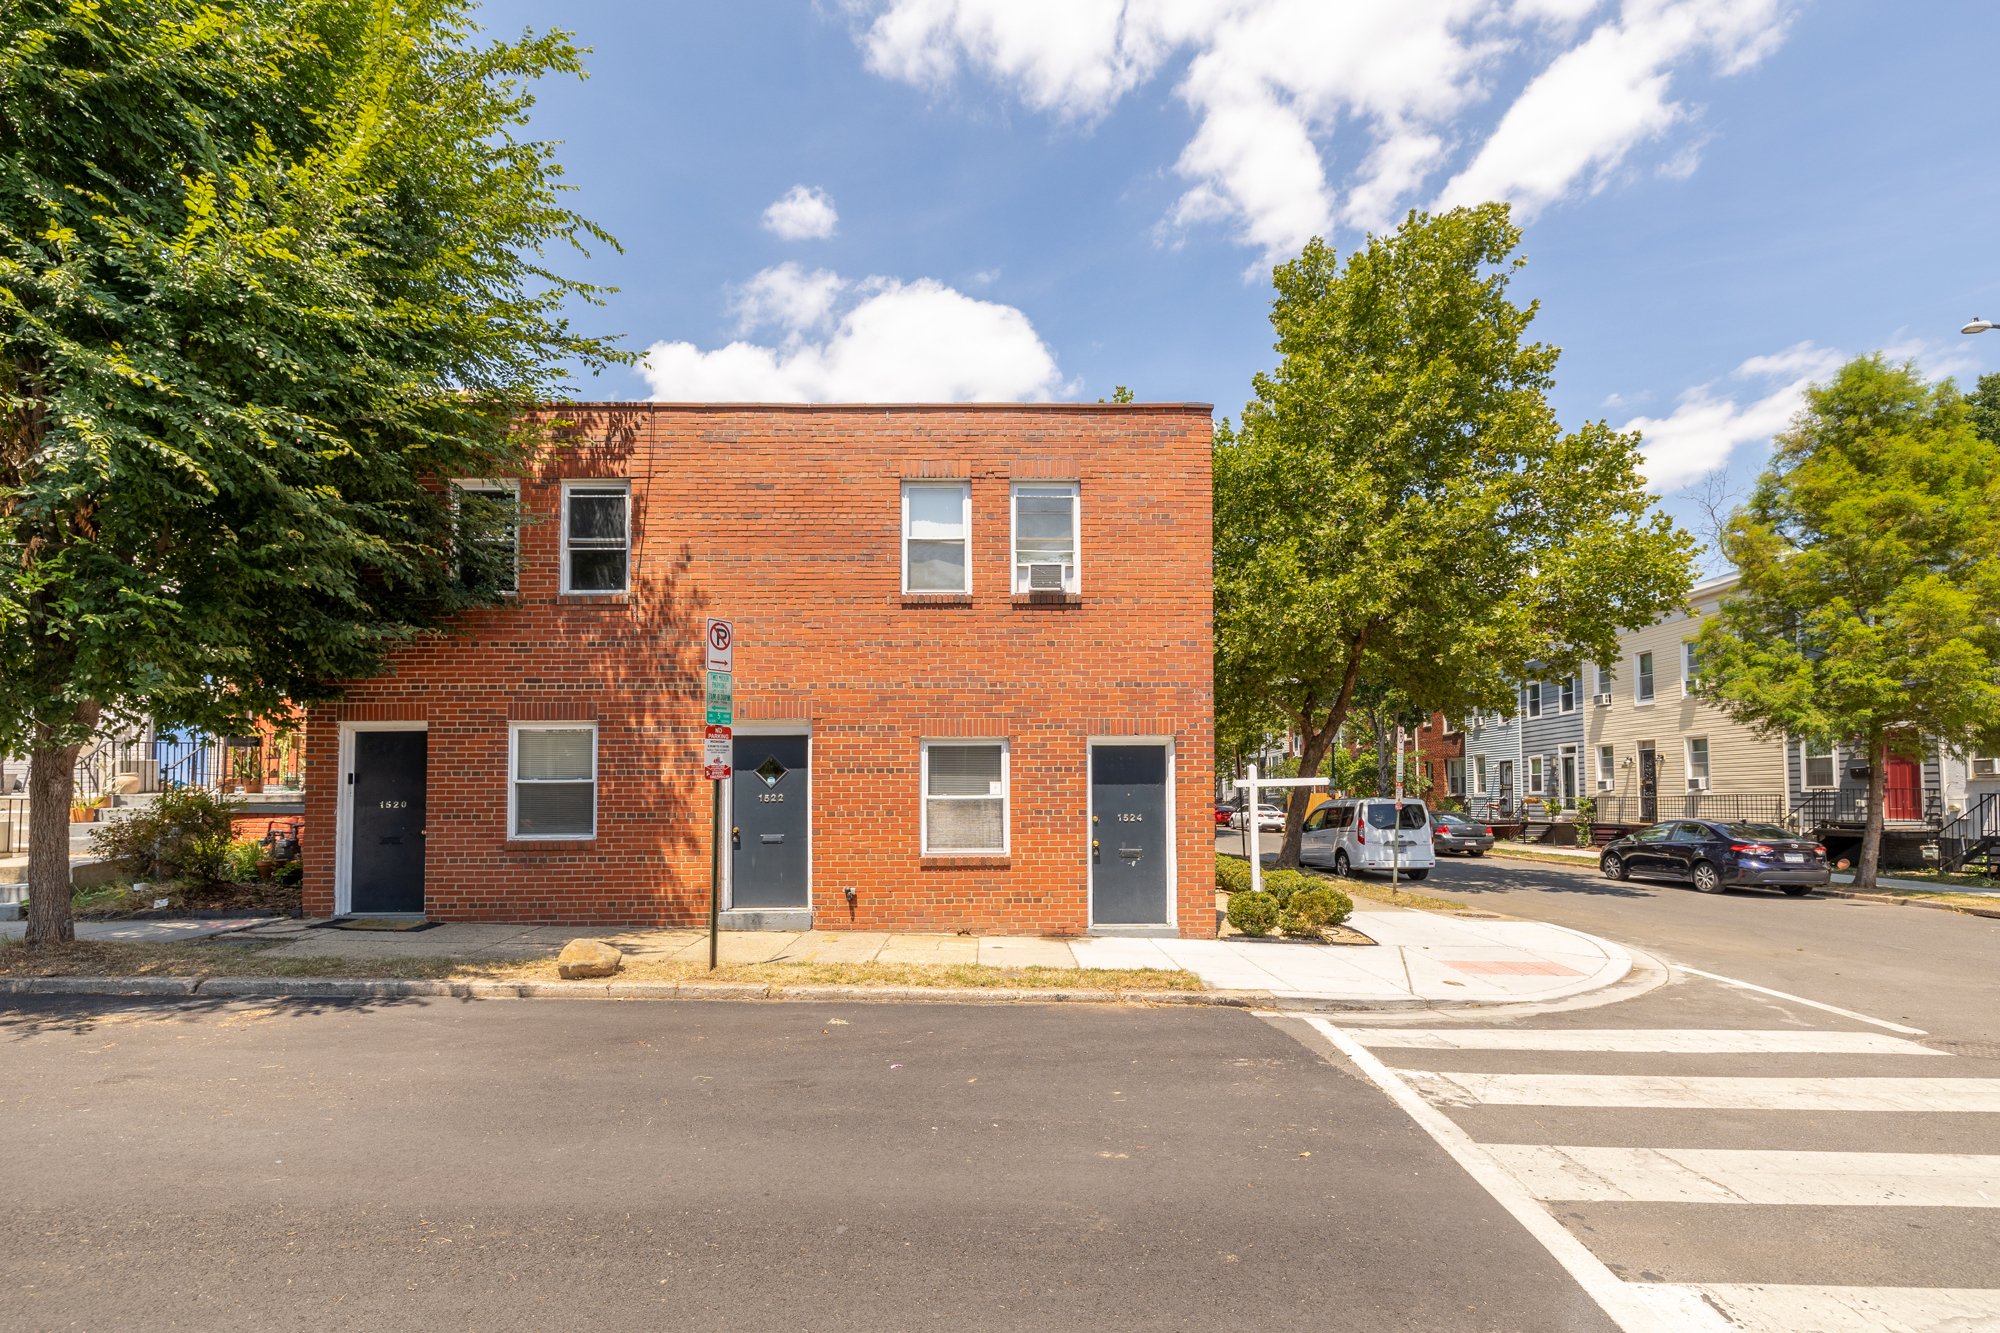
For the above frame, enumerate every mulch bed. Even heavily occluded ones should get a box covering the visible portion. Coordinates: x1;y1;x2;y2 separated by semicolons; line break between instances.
76;879;303;920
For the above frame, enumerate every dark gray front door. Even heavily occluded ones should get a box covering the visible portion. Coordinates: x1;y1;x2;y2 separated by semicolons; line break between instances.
732;735;810;909
350;730;426;914
1639;745;1658;823
1092;745;1170;925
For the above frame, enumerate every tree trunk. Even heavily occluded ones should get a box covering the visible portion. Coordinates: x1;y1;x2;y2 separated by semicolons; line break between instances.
1855;732;1887;891
24;738;83;947
1272;726;1335;870
1374;711;1393;799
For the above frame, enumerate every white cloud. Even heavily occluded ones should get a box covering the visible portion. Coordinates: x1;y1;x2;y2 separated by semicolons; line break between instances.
1621;340;1842;491
640;265;1064;402
846;0;1792;257
761;185;840;240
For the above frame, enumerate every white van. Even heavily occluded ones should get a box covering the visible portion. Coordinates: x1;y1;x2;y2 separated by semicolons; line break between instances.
1299;798;1435;880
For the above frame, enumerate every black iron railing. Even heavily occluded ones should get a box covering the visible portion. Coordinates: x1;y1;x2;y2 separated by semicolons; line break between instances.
1938;792;2000;872
1791;787;1943;830
1593;792;1789;827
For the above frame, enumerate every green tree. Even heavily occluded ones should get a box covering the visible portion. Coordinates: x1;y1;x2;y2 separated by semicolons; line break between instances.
1215;205;1695;867
1694;356;2000;888
1;0;625;944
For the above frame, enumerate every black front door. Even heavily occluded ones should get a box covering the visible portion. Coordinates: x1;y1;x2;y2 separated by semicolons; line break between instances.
732;735;810;909
1639;745;1658;823
1092;745;1170;925
350;730;426;914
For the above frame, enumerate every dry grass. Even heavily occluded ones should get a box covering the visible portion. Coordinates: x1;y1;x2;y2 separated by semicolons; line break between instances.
0;938;1203;991
1858;889;2000;912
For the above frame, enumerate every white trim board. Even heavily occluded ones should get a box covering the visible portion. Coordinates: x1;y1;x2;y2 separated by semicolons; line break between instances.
333;721;428;918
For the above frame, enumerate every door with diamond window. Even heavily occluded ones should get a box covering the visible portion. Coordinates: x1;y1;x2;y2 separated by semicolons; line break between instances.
731;735;810;908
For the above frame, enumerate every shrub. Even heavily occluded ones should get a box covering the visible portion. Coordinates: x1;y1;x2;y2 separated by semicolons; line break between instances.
223;838;264;883
89;786;242;883
1281;885;1354;938
1262;867;1316;909
1216;854;1253;896
1226;890;1280;937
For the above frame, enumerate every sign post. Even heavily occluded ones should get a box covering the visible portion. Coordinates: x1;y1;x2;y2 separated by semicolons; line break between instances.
1231;764;1331;895
1392;724;1406;894
703;618;734;970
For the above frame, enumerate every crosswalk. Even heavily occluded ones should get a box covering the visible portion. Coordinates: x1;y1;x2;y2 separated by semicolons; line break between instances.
1310;1014;2000;1333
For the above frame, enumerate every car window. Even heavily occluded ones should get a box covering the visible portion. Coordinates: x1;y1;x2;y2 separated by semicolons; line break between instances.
1364;803;1429;829
1631;824;1673;843
1302;808;1328;832
1332;805;1355;829
1676;822;1714;841
1724;823;1793;841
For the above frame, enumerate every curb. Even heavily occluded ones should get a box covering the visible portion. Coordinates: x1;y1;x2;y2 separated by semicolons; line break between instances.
1814;887;2000;920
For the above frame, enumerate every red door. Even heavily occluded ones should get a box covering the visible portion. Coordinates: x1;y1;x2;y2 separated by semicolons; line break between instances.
1884;755;1921;821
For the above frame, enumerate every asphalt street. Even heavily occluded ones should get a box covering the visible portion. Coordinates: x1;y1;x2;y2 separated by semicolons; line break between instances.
0;995;1615;1333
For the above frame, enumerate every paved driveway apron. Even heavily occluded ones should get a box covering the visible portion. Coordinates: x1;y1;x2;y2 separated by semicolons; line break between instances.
0;997;1615;1333
1279;971;2000;1332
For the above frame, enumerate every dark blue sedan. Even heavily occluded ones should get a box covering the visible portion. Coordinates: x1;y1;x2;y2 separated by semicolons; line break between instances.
1600;821;1830;895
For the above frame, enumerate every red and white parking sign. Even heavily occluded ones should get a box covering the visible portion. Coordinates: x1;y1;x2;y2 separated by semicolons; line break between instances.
704;618;734;673
702;724;731;781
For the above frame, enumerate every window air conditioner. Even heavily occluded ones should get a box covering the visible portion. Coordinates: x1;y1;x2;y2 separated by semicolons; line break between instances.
1595;693;1613;706
1597;779;1613;791
1027;563;1065;590
1687;777;1709;792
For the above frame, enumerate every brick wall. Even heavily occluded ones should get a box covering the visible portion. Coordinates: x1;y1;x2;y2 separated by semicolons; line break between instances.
304;402;1216;936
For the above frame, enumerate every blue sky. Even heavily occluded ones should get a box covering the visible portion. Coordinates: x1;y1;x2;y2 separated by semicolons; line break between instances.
474;0;2000;541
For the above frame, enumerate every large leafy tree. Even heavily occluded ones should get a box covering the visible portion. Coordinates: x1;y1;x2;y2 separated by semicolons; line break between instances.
1215;205;1696;868
1;0;625;944
1694;356;2000;888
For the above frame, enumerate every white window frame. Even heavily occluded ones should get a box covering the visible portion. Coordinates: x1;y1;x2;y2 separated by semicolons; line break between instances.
1683;641;1701;696
451;478;519;595
1686;736;1711;791
508;721;598;840
1636;651;1656;705
1596;664;1614;697
902;482;972;595
1803;740;1839;789
1559;744;1578;807
1445;757;1465;796
1474;754;1488;795
1597;744;1616;791
1973;754;2000;780
1528;755;1545;795
919;738;1009;855
1009;481;1079;593
559;480;631;596
1560;677;1576;713
1526;682;1542;719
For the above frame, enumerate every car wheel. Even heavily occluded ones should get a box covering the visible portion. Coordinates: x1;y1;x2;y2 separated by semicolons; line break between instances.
1405;869;1429;882
1601;853;1628;881
1781;885;1814;897
1692;861;1725;894
1334;851;1352;878
1468;849;1486;859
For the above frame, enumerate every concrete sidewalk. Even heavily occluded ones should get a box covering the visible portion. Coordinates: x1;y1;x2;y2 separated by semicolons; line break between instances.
0;916;274;944
217;901;1631;1007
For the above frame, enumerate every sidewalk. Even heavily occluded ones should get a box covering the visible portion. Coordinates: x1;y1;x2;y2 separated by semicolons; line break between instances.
204;901;1630;1008
0;916;274;943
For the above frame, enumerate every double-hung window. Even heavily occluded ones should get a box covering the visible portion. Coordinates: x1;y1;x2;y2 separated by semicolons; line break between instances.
1804;741;1837;788
1446;757;1465;796
1526;683;1542;719
1636;652;1656;704
511;724;597;838
1973;755;2000;778
1683;642;1701;695
921;741;1008;853
1596;665;1614;702
563;482;630;594
1560;678;1576;713
1011;483;1078;592
904;484;970;593
1528;755;1546;794
1474;755;1488;795
1597;744;1616;790
1686;737;1711;791
452;480;518;594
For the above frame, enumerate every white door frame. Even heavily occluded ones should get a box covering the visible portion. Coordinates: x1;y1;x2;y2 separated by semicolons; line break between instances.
1085;736;1176;928
334;720;429;917
723;721;812;911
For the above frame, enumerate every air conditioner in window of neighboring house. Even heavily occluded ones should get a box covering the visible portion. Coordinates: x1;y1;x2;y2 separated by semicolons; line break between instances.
1595;693;1613;706
1027;563;1065;590
1686;677;1703;693
1687;777;1709;792
1597;779;1614;791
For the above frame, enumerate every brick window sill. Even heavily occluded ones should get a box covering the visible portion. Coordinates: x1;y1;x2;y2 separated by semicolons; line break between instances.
899;593;973;608
508;839;598;851
556;593;631;607
920;855;1011;869
1010;592;1082;608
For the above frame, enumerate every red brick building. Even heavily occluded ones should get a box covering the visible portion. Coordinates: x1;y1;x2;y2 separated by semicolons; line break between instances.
1413;711;1466;806
303;402;1216;937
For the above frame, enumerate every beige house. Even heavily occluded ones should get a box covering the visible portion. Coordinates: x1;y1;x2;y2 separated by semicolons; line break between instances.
1584;573;1790;829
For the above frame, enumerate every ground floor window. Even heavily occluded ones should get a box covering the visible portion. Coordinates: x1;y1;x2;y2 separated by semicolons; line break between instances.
1687;737;1711;791
1473;755;1488;795
922;741;1008;853
511;723;597;838
1597;744;1615;790
1528;755;1545;794
1803;740;1837;788
1446;757;1464;796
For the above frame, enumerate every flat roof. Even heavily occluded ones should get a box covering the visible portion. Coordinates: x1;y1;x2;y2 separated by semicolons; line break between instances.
543;401;1215;413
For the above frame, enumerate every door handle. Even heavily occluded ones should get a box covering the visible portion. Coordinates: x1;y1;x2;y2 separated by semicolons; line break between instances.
732;826;740;849
1092;838;1099;862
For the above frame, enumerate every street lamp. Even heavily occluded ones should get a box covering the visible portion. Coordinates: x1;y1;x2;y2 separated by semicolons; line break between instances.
1964;318;1997;334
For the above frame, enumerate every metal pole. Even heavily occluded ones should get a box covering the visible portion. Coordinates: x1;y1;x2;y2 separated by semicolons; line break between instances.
709;777;721;970
1246;763;1262;895
1392;725;1404;894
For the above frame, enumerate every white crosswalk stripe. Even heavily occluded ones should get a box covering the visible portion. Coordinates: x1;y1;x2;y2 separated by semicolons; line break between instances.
1353;1028;1945;1055
1401;1071;2000;1112
1483;1145;2000;1206
1315;1009;2000;1333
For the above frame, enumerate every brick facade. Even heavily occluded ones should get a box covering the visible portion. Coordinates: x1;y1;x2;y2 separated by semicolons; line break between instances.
303;402;1216;936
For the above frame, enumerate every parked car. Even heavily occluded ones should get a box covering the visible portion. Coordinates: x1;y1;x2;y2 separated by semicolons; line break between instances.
1299;798;1435;880
1431;810;1494;857
1599;820;1830;894
1231;802;1289;832
1214;803;1237;826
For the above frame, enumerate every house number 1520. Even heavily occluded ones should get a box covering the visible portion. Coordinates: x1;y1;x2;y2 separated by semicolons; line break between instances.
379;800;408;808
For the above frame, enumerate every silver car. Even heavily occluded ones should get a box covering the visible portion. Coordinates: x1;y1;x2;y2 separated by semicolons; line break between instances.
1431;810;1495;856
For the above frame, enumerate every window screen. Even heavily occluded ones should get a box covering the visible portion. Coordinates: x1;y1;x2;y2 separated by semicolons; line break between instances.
514;726;596;837
923;742;1006;851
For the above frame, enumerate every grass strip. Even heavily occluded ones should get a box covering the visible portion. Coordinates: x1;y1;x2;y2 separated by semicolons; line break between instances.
0;939;1203;991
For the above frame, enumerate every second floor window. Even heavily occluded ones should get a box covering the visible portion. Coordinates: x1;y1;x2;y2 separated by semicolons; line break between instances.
452;480;517;594
1012;484;1078;592
1526;683;1542;718
564;483;629;593
1637;652;1656;704
1560;678;1576;713
1596;664;1613;699
904;483;970;593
